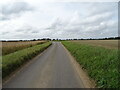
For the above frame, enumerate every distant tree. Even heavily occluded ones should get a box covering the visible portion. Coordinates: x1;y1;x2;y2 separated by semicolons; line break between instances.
53;39;55;41
115;37;120;39
32;39;36;41
37;39;41;41
46;38;51;41
41;38;46;40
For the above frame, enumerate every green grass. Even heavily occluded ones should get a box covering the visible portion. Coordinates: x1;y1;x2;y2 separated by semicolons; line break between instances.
2;41;46;55
2;42;52;78
62;41;119;88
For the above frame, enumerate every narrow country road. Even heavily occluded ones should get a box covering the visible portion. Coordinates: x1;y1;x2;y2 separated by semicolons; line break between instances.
3;42;85;88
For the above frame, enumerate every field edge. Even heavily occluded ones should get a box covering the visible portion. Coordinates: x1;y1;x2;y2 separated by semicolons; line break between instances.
61;42;96;88
61;41;119;88
2;42;52;79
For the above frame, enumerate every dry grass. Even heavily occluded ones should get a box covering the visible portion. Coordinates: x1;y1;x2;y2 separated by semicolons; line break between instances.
2;41;46;55
72;40;118;49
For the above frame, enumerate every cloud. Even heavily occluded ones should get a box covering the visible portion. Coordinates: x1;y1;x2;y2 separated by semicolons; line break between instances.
88;2;118;15
0;2;118;40
1;1;33;20
44;5;117;39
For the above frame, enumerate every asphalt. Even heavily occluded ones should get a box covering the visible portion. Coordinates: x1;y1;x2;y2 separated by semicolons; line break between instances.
3;42;85;88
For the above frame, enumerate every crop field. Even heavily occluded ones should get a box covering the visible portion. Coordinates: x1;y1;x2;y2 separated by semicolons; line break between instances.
2;41;46;55
62;41;119;88
2;41;52;78
72;40;118;49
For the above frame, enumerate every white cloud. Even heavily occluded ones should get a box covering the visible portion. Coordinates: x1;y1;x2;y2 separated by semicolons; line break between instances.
0;1;118;40
1;1;33;20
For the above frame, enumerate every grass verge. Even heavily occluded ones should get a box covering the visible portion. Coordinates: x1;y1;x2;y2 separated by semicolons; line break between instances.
2;42;52;78
62;41;119;88
2;41;46;55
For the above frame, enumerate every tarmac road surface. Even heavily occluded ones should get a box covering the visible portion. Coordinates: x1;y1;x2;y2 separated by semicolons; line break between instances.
3;42;85;88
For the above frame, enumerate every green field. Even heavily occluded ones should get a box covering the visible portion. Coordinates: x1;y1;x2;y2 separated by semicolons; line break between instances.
2;41;46;55
62;41;119;88
2;42;51;78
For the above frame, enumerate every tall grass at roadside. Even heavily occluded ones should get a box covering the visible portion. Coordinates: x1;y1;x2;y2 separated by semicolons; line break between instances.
2;42;51;78
2;41;46;55
62;41;119;88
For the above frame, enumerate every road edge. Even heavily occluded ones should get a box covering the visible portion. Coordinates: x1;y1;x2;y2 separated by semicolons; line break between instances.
3;43;53;86
61;42;96;88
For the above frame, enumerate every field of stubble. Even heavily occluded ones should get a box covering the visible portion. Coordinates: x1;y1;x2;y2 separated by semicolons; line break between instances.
2;41;46;55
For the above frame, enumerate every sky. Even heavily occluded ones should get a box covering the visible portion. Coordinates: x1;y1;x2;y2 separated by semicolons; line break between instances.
0;0;118;40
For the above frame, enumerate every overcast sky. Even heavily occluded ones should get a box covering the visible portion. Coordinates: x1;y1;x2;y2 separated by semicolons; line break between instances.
0;0;118;40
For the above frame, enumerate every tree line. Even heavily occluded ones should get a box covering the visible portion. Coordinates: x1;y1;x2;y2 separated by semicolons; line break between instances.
1;37;120;42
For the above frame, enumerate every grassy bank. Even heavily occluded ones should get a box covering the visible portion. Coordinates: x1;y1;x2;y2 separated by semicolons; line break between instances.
62;41;119;88
2;42;52;78
2;41;46;55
